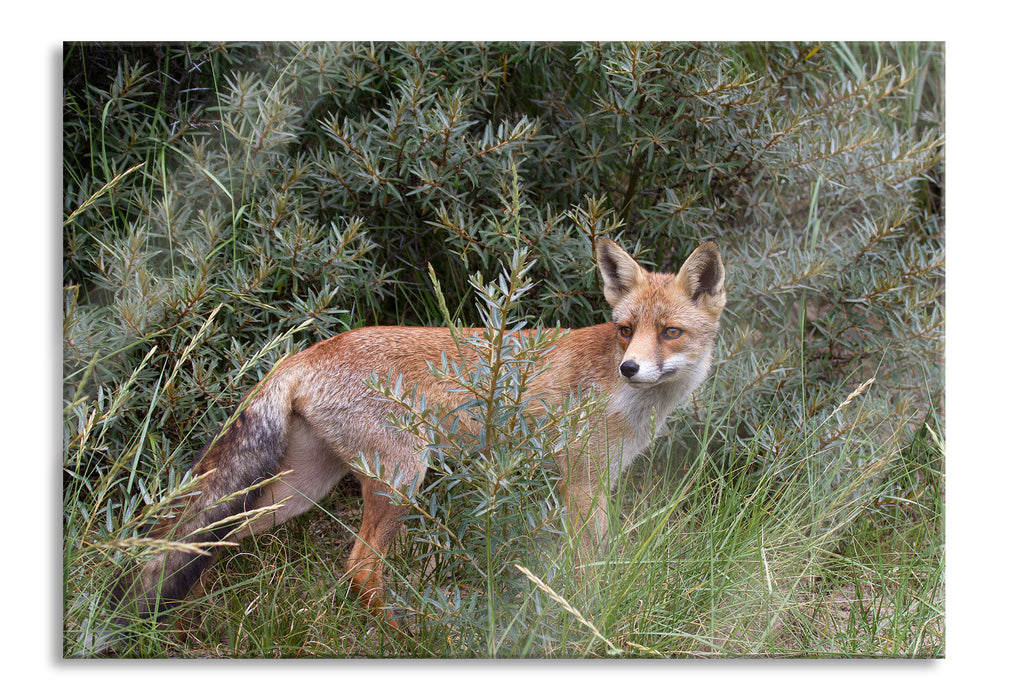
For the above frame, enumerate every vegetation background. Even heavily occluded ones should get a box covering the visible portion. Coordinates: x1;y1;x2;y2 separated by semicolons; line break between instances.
62;41;944;658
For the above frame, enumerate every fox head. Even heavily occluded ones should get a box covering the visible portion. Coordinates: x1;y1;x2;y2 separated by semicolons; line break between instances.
596;238;726;388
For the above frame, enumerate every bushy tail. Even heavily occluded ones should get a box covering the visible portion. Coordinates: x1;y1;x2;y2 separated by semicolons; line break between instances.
110;384;292;627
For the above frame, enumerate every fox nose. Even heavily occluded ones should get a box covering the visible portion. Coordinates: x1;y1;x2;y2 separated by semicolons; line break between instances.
620;360;639;378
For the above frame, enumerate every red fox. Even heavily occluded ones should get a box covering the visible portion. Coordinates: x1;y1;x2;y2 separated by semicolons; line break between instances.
109;238;726;634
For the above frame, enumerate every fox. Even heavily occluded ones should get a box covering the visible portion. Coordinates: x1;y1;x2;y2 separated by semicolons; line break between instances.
106;237;726;638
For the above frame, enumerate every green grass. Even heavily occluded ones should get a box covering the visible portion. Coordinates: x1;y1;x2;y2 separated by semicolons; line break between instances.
64;386;944;658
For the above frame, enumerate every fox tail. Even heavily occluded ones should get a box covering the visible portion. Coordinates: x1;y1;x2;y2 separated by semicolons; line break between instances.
109;377;294;627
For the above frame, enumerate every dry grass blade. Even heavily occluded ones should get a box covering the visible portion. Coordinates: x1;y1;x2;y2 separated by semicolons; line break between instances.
63;162;145;226
829;377;876;418
514;564;622;656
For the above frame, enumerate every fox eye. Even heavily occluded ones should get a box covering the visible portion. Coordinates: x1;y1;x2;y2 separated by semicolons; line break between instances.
662;327;683;340
617;325;633;339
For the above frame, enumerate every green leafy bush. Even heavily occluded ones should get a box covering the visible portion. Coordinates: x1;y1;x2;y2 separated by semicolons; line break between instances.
63;41;943;657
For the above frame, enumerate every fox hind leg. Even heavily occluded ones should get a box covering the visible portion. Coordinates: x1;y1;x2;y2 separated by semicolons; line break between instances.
345;473;415;626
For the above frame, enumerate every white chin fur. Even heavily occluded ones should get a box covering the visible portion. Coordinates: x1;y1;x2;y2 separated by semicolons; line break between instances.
622;368;679;387
623;356;689;385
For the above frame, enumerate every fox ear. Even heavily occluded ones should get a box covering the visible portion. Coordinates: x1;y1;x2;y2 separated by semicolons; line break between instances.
597;238;647;308
677;242;726;312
